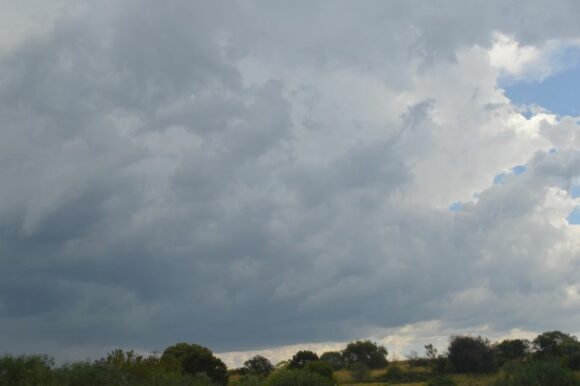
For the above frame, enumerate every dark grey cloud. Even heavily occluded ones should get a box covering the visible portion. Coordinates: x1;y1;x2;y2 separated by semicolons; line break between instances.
1;0;580;363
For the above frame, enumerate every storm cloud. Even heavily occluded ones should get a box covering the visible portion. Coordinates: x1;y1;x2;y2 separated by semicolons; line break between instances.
1;0;580;365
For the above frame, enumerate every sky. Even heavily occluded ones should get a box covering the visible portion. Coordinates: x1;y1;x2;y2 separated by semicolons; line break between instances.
1;0;580;367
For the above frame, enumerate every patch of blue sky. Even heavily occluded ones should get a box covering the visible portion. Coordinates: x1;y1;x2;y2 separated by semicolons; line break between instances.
493;165;527;185
501;46;580;116
449;202;463;212
567;207;580;225
571;184;580;198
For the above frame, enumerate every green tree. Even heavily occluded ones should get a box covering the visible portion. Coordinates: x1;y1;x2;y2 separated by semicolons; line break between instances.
448;336;497;374
319;351;343;370
288;351;318;369
342;340;388;369
0;354;54;386
494;339;529;366
243;355;273;376
161;343;228;385
533;331;579;359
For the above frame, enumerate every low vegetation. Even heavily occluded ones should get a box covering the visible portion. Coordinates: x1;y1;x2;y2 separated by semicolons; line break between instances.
2;331;580;385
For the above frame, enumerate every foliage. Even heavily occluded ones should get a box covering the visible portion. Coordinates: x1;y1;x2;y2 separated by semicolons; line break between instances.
288;351;318;369
494;360;580;386
0;354;54;386
304;361;334;380
425;344;439;360
378;365;431;383
427;375;457;386
161;343;228;385
341;340;388;369
448;335;497;374
494;339;529;366
319;351;344;370
238;374;264;386
348;362;370;382
264;369;334;386
532;331;579;359
243;355;273;376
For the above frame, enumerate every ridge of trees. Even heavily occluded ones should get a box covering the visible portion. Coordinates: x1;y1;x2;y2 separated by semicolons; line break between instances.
2;330;580;385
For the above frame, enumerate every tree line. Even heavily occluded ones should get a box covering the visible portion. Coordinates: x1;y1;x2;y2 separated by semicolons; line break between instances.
1;330;580;385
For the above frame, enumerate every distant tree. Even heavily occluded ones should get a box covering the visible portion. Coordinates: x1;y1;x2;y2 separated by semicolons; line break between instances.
161;343;228;385
494;339;529;366
425;344;439;360
448;336;497;374
288;351;319;369
342;340;388;369
275;360;290;369
320;351;344;369
533;331;578;358
243;355;274;376
0;354;54;386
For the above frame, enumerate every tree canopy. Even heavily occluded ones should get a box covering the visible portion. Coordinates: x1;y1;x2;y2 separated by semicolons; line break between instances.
342;340;388;369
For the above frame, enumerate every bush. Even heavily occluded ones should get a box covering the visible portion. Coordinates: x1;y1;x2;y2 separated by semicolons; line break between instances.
349;362;370;382
448;335;497;374
427;375;457;386
319;351;344;370
304;361;334;380
0;354;54;386
378;365;430;383
265;369;334;386
494;360;580;386
239;374;264;386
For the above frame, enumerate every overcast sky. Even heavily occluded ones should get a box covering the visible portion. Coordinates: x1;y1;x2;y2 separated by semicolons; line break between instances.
1;0;580;367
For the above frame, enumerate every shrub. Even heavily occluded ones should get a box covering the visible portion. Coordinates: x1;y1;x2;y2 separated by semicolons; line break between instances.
494;360;580;386
349;362;370;382
304;361;334;380
265;369;334;386
319;351;344;370
448;335;497;374
378;366;430;383
0;354;54;386
239;374;264;386
427;375;457;386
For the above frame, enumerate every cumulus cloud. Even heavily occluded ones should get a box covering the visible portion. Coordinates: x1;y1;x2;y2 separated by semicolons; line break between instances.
1;0;580;366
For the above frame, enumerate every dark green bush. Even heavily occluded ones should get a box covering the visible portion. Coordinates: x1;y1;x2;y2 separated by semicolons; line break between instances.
494;360;580;386
0;354;54;386
265;369;334;386
378;365;430;383
304;361;334;380
427;375;457;386
448;335;497;374
349;362;370;382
